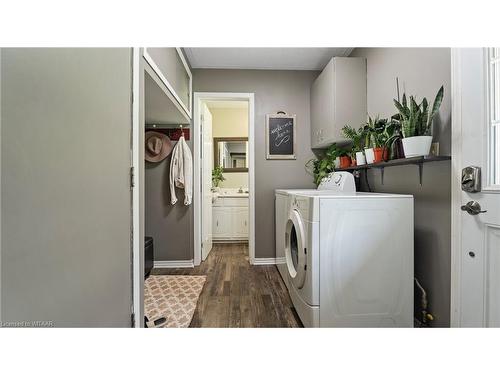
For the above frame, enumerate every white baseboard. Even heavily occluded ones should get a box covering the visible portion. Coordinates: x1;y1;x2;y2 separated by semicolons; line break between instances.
154;260;194;269
252;257;277;265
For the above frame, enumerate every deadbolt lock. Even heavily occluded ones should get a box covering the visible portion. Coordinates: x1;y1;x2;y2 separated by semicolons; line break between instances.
461;166;481;193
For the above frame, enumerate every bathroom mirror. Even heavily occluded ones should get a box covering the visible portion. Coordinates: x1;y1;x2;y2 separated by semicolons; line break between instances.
214;137;248;172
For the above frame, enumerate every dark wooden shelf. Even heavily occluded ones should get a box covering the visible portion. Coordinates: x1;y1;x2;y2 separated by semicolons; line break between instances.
336;156;451;185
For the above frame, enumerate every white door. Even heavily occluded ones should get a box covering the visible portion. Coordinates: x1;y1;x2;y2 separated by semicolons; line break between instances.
201;103;213;260
452;48;500;327
1;48;133;326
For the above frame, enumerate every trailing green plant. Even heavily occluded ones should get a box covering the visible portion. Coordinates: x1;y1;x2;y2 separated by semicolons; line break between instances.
212;166;226;188
393;86;444;138
305;143;349;186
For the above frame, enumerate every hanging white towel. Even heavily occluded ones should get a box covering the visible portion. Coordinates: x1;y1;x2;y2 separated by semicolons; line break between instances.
169;134;193;205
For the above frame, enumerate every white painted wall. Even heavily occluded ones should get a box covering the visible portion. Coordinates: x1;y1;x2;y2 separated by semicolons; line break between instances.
220;172;248;189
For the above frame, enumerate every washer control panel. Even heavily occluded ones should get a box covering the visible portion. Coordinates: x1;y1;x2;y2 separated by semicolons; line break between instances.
318;172;356;192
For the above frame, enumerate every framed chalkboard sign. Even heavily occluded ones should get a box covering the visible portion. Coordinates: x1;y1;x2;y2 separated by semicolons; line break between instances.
266;112;296;160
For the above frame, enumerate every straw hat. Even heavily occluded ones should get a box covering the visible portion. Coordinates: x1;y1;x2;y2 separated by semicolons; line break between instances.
145;131;173;162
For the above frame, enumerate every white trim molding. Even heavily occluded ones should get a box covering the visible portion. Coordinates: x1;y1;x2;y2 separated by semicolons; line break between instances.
252;258;278;266
193;92;256;267
143;47;192;119
131;47;144;328
450;48;463;327
154;260;195;269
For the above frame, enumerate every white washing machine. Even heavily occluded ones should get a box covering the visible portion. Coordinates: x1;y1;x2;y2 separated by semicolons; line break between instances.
278;172;414;327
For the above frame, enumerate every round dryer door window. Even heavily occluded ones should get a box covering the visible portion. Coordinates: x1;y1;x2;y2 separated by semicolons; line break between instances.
285;209;307;288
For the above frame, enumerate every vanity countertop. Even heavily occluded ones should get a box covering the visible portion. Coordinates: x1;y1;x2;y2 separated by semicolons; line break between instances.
218;193;249;198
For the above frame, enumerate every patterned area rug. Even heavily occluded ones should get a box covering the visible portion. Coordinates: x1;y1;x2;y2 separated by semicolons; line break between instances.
144;275;206;328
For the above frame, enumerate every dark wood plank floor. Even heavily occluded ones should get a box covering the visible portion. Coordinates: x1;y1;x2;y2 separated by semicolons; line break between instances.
151;243;302;328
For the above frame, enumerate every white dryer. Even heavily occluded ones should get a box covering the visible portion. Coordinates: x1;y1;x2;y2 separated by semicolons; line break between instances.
280;172;414;327
275;188;318;289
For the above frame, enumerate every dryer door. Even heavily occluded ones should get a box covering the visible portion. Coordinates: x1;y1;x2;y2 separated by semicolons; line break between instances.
285;209;307;289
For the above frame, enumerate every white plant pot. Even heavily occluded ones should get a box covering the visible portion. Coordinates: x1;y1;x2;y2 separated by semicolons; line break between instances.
355;151;366;166
364;148;375;164
334;157;340;169
402;136;433;158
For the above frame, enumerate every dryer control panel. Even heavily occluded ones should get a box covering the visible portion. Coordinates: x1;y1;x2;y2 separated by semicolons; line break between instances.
318;172;356;192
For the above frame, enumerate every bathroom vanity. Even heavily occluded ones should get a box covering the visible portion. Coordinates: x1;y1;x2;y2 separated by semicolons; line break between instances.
212;191;249;242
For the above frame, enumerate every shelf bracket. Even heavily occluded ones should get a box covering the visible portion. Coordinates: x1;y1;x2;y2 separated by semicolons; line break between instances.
380;167;385;185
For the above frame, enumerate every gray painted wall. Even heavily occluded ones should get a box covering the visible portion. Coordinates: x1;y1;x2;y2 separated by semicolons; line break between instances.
145;141;194;261
193;69;318;258
1;48;132;326
351;48;451;327
145;49;194;263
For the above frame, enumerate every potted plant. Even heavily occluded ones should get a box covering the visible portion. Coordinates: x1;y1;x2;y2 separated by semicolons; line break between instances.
339;152;351;169
341;125;366;166
385;117;405;160
366;116;389;163
305;143;350;186
393;86;444;158
212;166;225;189
362;116;388;164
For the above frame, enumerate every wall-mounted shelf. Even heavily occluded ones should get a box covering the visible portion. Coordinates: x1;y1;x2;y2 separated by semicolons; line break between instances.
336;156;451;185
144;63;191;126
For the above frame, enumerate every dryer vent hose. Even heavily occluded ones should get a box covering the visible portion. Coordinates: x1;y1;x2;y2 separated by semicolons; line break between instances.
414;277;434;325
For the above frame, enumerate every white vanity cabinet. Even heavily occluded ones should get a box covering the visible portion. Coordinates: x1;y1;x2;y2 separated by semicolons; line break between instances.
212;197;249;241
143;48;192;119
310;57;367;149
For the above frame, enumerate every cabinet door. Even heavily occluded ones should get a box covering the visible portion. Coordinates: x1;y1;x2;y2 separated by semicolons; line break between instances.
143;48;192;118
311;58;335;149
310;57;367;148
212;207;229;238
233;207;249;237
333;57;367;143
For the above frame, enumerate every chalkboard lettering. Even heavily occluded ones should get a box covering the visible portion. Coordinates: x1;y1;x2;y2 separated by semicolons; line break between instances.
266;114;296;159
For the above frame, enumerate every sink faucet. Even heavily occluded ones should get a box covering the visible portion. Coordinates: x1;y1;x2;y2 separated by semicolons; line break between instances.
238;186;243;193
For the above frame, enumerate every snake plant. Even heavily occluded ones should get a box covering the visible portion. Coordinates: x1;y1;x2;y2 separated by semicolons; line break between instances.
393;86;444;138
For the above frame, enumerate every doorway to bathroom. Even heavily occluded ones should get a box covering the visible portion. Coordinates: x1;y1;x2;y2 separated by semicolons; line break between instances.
193;93;255;266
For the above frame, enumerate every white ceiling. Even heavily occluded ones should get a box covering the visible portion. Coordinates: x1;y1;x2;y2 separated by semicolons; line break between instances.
184;48;353;71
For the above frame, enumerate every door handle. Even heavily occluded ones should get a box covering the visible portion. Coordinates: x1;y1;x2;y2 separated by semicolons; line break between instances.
461;201;487;215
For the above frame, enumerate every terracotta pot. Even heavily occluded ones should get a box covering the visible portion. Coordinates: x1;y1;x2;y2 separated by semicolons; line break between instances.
340;156;351;169
373;147;384;163
351;157;357;167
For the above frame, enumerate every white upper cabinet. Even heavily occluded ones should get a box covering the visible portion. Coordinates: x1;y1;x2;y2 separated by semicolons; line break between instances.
310;57;367;149
143;48;192;119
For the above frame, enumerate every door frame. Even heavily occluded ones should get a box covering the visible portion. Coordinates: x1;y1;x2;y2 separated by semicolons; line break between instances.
193;92;255;266
131;48;145;327
450;48;463;327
